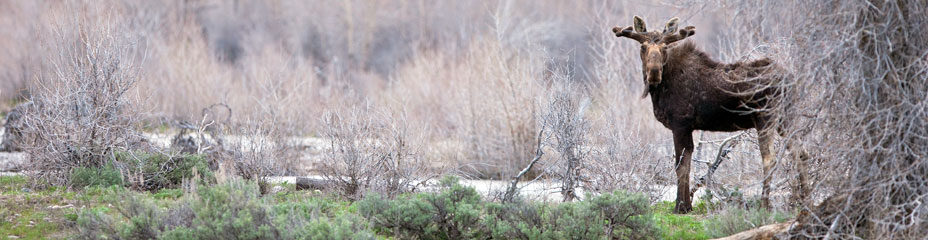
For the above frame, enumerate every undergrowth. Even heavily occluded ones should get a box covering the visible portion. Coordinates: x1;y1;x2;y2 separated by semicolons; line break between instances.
0;174;794;239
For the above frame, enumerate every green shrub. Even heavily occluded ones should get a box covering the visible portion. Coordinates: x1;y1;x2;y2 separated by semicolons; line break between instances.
275;211;376;240
357;193;436;238
75;206;118;239
114;151;214;190
272;195;376;239
425;176;486;239
74;176;662;240
160;227;196;240
584;190;658;239
118;196;171;239
75;180;376;240
359;176;658;240
190;181;278;239
358;176;485;239
704;206;793;238
70;164;123;189
483;191;657;240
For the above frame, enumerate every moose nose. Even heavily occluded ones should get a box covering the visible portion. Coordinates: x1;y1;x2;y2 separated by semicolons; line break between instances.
648;68;662;84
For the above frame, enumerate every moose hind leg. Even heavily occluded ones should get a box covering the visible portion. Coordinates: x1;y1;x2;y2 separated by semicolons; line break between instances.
790;143;812;208
672;130;694;214
758;130;776;209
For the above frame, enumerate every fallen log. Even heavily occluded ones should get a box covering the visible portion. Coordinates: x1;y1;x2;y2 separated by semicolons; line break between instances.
295;177;328;191
712;221;794;240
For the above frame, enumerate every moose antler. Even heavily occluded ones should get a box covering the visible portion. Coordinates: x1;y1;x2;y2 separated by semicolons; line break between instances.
613;15;649;43
614;16;695;44
612;26;648;43
661;26;696;44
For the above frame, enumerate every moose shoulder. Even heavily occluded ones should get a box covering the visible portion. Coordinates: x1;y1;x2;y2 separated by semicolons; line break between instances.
613;16;784;213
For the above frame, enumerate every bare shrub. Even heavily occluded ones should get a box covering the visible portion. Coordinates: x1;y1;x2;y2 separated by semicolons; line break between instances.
222;117;296;193
541;80;592;202
319;100;431;199
18;5;146;186
719;0;928;238
319;103;383;198
204;97;302;191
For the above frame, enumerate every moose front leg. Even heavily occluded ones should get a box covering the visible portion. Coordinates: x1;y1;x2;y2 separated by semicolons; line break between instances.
672;129;695;213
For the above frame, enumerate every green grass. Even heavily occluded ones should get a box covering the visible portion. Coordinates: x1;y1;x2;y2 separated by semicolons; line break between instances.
0;175;134;239
0;175;27;192
0;209;59;239
652;201;711;240
1;176;70;239
649;200;796;240
153;188;184;199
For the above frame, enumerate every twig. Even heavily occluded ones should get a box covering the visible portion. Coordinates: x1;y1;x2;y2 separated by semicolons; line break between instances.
693;132;744;194
503;127;546;202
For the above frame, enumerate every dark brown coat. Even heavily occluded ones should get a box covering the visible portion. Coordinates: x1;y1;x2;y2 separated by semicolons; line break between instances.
614;16;781;213
649;42;775;133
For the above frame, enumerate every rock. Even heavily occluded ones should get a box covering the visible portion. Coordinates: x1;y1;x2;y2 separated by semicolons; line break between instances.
47;204;74;210
0;102;31;152
295;177;328;191
0;152;27;172
20;187;31;193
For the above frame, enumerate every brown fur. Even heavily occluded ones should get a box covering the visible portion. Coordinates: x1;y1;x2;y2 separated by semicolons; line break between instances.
649;42;775;132
615;17;782;213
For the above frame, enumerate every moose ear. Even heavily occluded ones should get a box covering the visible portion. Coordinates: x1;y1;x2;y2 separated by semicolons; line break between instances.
633;16;647;32
663;17;679;34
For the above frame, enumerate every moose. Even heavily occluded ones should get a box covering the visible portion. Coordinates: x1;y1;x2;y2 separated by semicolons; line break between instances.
612;16;802;213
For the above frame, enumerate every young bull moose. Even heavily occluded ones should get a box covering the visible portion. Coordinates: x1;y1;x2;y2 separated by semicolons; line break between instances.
613;16;788;213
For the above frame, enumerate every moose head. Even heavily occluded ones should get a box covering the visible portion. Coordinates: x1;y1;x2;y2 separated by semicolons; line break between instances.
613;16;695;97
